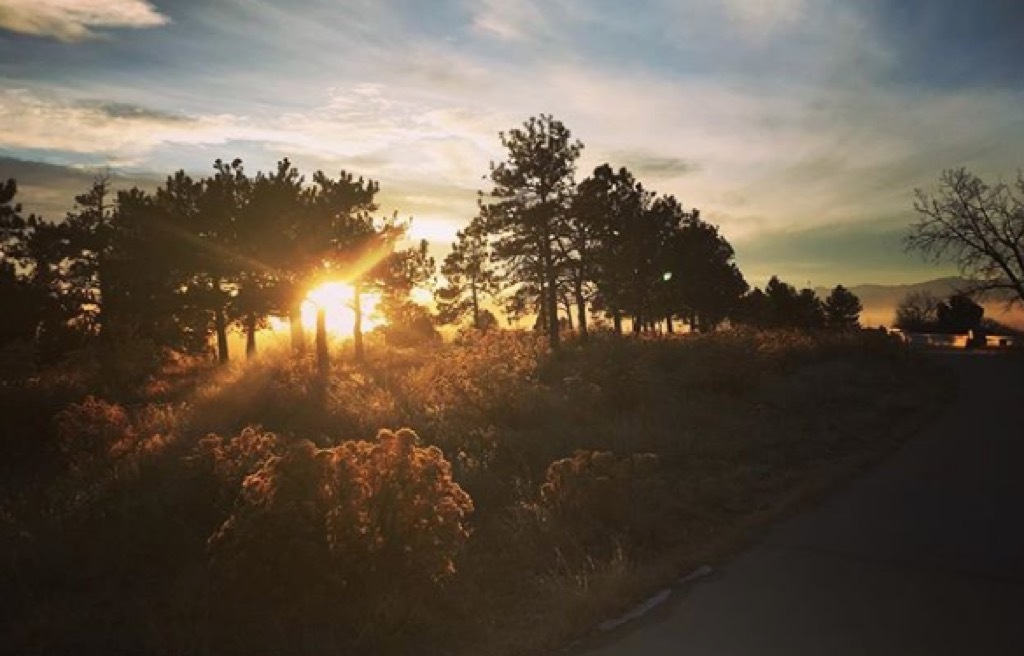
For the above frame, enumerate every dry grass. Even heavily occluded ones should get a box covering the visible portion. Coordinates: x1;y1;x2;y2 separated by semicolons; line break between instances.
0;328;951;655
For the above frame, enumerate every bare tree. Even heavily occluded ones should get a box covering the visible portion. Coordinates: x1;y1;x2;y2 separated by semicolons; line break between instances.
906;168;1024;307
893;291;941;331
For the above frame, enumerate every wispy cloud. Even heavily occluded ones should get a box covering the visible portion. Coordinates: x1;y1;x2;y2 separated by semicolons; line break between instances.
470;0;547;41
0;0;169;41
717;0;806;38
0;89;256;161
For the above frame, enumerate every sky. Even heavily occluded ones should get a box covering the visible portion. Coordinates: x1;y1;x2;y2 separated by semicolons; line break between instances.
1;0;1022;288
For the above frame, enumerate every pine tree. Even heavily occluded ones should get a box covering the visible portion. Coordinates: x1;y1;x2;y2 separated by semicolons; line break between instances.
311;170;383;370
436;220;498;329
482;114;582;349
823;285;863;331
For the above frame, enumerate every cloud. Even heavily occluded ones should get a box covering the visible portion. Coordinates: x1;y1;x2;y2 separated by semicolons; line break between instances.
0;89;279;161
0;0;169;41
470;0;546;41
76;100;191;123
717;0;806;38
3;0;1022;288
613;152;702;179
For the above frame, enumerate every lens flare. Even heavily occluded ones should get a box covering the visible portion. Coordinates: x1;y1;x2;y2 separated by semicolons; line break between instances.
300;282;383;336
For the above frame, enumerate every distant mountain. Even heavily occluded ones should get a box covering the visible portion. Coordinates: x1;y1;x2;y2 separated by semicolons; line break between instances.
814;277;1024;329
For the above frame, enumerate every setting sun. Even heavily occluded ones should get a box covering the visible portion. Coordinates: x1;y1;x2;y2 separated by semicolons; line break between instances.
299;282;384;337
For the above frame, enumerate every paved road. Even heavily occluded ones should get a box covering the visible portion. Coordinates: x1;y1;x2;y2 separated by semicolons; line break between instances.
585;352;1024;655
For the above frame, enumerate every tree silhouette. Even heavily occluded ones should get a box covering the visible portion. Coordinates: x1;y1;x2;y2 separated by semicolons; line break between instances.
103;187;188;346
742;276;824;330
152;170;219;355
436;220;498;329
227;159;317;359
626;194;688;332
61;174;116;340
0;143;765;369
482;114;583;349
245;159;312;355
907;168;1024;307
936;294;983;333
662;214;747;332
0;181;39;362
379;237;436;345
893;291;941;332
560;173;609;338
579;165;648;335
0;179;24;257
311;170;390;369
192;158;250;364
0;260;36;353
823;285;863;331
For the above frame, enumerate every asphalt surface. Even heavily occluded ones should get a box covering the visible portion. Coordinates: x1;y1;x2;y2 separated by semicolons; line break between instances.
584;351;1024;655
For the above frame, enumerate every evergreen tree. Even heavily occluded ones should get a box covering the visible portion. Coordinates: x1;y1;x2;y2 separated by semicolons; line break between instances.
436;220;498;329
742;276;824;330
482;114;582;349
578;165;647;335
823;285;863;331
61;173;115;339
379;237;437;345
661;215;747;332
244;159;311;356
192;158;249;364
311;170;383;370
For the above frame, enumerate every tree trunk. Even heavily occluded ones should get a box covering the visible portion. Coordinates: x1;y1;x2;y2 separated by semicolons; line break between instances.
289;302;305;354
540;228;559;350
558;293;573;331
316;307;328;379
353;280;365;362
470;280;480;330
632;313;642;334
666;314;674;334
97;253;112;347
245;312;257;358
612;309;622;336
211;276;229;364
575;279;588;340
214;308;228;364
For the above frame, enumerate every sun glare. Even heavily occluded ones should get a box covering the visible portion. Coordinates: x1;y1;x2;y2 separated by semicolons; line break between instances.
299;282;384;337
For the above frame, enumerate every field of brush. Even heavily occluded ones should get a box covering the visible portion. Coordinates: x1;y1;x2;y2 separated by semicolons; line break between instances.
0;329;950;655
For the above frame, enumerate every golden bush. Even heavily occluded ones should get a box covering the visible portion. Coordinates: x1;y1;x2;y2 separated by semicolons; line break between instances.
193;426;281;493
54;396;136;468
207;428;474;626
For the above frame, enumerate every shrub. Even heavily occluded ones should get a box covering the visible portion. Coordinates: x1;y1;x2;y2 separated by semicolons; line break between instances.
192;426;282;500
404;330;546;423
539;450;665;548
54;396;136;470
207;428;473;647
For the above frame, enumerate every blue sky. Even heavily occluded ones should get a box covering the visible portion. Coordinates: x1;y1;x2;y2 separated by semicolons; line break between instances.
1;0;1022;287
